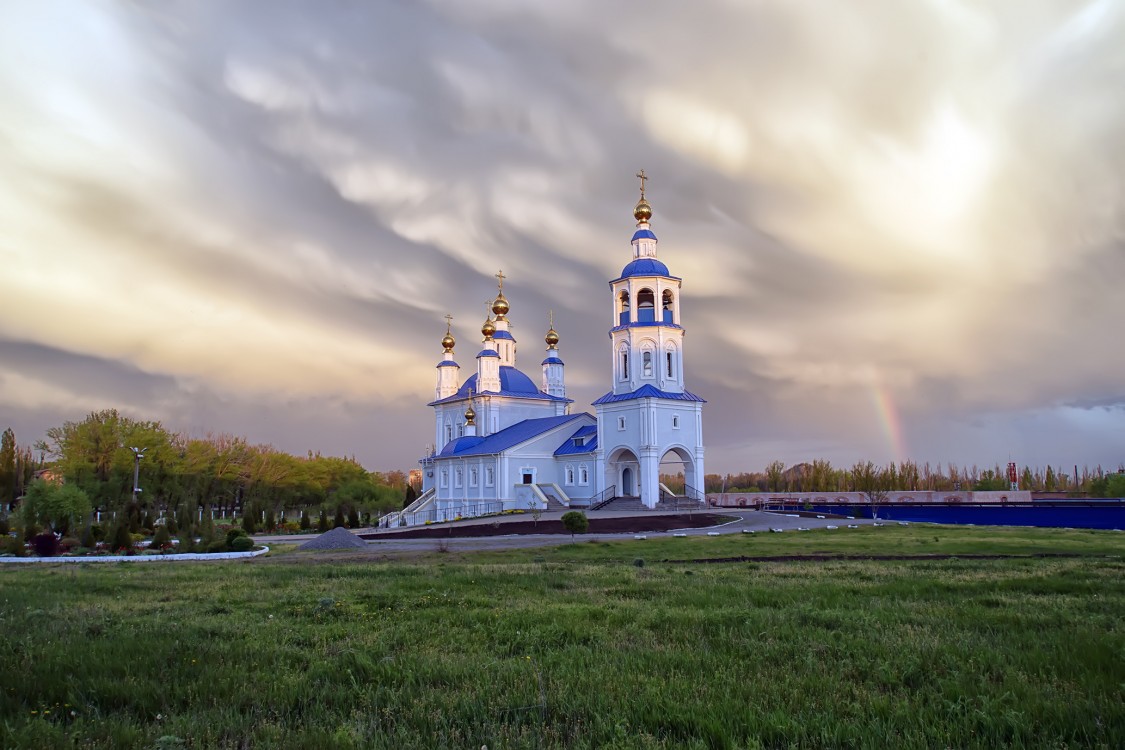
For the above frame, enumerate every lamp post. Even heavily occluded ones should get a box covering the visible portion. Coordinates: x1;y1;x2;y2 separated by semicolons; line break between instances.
129;447;146;506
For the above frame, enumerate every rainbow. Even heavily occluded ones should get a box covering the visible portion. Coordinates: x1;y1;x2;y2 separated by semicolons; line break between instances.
869;383;908;464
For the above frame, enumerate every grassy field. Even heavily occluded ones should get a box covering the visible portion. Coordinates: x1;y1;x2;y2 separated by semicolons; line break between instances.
1;525;1122;749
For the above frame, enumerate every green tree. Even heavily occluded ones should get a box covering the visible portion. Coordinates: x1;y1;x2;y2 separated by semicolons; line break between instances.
851;461;891;519
402;484;417;510
1106;473;1125;498
333;506;346;529
317;509;329;533
765;461;785;492
19;480;91;533
1045;466;1057;492
0;428;16;508
299;509;311;530
561;510;588;538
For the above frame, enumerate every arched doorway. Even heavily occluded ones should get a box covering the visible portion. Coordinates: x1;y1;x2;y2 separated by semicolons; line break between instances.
659;446;700;501
607;447;640;498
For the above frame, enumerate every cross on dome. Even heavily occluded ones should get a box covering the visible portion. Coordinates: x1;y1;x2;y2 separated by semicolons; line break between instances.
636;169;648;199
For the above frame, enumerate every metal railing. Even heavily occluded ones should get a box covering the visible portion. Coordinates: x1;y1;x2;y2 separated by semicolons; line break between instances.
588;484;617;511
380;501;505;529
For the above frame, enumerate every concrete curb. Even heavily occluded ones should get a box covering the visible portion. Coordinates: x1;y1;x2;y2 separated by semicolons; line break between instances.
0;546;270;564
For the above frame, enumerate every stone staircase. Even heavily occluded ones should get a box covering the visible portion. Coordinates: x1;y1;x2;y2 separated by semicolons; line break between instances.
534;484;569;511
592;496;648;512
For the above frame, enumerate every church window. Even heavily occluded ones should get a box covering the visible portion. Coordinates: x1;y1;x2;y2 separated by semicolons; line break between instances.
672;415;680;429
642;351;653;378
470;467;478;486
620;349;629;380
455;468;463;488
637;288;655;323
579;465;589;485
485;466;494;486
618;416;626;430
662;290;674;324
440;469;448;488
566;466;575;485
458;423;464;438
666;350;674;378
445;424;452;444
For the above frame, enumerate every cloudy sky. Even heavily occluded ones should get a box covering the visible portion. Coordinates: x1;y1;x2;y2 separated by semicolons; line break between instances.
2;0;1123;475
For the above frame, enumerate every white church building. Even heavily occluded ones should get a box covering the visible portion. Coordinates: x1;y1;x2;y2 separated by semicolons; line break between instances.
387;179;705;526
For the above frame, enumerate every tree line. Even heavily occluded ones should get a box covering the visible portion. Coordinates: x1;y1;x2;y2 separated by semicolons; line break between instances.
2;410;410;524
690;459;1125;496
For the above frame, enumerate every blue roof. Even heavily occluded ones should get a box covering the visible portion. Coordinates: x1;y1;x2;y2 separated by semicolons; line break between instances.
492;330;515;341
428;367;572;406
631;229;658;242
617;258;671;279
436;360;460;368
553;425;598;456
541;355;565;365
437;414;589;457
437;435;485;456
476;349;500;358
610;322;683;332
592;384;706;405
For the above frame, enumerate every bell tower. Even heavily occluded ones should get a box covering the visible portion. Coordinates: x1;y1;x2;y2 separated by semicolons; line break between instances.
594;173;706;508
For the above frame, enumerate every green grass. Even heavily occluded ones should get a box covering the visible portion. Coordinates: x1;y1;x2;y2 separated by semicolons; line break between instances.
1;526;1122;749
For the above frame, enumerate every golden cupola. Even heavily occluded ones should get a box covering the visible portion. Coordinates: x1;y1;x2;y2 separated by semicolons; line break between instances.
545;326;559;349
492;269;509;320
481;313;496;340
441;318;456;353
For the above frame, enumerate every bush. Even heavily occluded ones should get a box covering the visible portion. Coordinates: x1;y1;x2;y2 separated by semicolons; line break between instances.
561;511;589;537
242;513;257;535
59;536;80;553
229;536;254;552
206;539;228;554
299;510;311;530
347;506;360;529
283;520;301;534
633;558;645;568
333;506;346;529
110;522;134;553
151;525;172;551
264;507;276;532
317;509;329;533
80;524;96;549
31;532;59;557
0;517;9;536
3;534;26;557
226;527;248;547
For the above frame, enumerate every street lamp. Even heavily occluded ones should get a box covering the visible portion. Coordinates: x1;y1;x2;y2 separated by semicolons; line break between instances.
129;447;147;506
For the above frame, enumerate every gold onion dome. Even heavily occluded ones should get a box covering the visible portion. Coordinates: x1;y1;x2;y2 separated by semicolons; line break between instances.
492;293;509;319
442;332;456;352
481;316;496;339
634;197;652;224
464;403;476;424
545;327;559;348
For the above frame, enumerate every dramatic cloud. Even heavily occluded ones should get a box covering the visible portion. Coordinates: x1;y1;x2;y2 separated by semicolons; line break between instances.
1;0;1122;472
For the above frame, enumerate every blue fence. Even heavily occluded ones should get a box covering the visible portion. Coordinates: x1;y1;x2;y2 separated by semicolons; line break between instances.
769;502;1125;530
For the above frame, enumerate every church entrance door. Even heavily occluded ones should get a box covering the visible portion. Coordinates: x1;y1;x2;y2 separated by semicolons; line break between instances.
622;467;634;496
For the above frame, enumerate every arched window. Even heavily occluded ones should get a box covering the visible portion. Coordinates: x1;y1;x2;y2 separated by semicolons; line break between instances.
665;344;677;379
566;466;575;484
662;290;674;324
620;346;629;380
642;350;653;378
445;423;453;443
618;290;630;325
637;288;655;323
579;466;589;484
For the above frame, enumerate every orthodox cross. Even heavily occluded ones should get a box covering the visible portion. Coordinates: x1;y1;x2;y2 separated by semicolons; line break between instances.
495;269;506;291
444;313;453;333
548;309;554;328
636;169;648;199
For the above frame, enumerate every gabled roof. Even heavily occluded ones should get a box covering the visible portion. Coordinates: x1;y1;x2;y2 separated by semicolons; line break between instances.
492;330;515;341
553;424;598;456
435;413;591;458
592;384;706;405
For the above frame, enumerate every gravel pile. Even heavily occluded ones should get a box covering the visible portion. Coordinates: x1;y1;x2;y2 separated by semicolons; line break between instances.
298;527;369;551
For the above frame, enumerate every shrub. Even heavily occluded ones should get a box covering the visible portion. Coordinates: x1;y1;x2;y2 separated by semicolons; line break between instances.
283;520;301;534
0;517;8;536
31;532;59;557
264;507;276;532
206;539;228;554
80;524;96;549
242;512;257;535
3;534;26;557
229;536;253;552
347;506;360;529
299;510;311;530
633;558;645;568
110;522;134;553
333;506;346;529
561;511;589;538
317;509;329;533
151;525;172;551
226;527;248;547
23;522;40;542
59;536;80;553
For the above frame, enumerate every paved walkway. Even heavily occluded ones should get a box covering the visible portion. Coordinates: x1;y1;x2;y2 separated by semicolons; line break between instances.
254;510;874;554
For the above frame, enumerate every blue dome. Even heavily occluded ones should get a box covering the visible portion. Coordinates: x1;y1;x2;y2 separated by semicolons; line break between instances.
631;229;657;242
620;258;670;278
457;366;542;397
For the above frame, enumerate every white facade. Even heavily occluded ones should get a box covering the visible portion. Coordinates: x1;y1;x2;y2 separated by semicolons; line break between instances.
413;183;705;520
